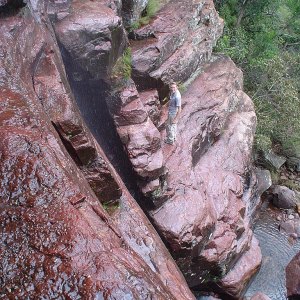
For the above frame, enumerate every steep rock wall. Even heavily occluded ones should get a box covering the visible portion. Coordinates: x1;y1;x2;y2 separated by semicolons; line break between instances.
0;2;195;299
50;0;262;297
0;0;263;298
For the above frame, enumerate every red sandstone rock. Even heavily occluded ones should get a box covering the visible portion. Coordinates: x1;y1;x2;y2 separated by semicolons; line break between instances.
0;93;176;299
15;0;261;297
286;251;300;298
149;57;260;295
220;237;262;298
139;89;161;126
54;0;127;81
112;82;148;126
33;42;121;204
130;0;224;92
0;4;195;299
117;116;163;178
54;0;164;186
108;81;164;180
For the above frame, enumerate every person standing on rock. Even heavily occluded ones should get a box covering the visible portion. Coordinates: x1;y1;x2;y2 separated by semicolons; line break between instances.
165;82;181;145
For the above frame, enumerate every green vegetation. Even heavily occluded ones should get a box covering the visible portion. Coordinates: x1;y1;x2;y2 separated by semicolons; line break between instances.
111;48;132;80
130;0;161;30
102;201;120;215
215;0;300;156
278;179;300;192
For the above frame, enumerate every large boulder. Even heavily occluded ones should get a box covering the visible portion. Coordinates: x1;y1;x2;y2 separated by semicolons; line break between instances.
109;81;164;180
220;237;262;298
130;0;224;94
54;0;127;82
270;185;300;210
149;56;261;296
0;4;195;299
286;252;300;299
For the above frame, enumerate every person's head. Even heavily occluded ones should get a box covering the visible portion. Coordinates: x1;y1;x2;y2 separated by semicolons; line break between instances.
169;82;177;93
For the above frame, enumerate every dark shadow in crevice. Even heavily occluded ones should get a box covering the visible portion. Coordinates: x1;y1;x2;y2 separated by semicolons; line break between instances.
56;41;147;202
0;0;26;17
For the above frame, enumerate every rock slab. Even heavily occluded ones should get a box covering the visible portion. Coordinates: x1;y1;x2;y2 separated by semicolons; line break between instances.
286;252;300;299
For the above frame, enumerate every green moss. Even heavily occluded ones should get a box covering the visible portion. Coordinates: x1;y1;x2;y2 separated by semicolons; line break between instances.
129;0;161;30
111;48;132;80
270;170;279;184
254;134;272;153
177;82;187;94
102;201;120;215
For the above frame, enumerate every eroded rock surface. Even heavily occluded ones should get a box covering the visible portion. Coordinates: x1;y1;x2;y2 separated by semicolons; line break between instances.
54;0;127;82
0;0;264;298
0;3;194;299
130;0;224;93
109;81;164;180
149;57;261;297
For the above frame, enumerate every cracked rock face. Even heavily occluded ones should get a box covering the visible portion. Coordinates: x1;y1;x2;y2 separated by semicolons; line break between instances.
130;0;224;94
55;0;127;82
0;0;264;297
0;3;195;299
150;57;261;297
109;81;164;179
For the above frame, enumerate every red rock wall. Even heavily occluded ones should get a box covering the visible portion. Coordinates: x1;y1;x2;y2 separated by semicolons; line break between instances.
52;0;261;298
0;2;195;299
0;0;263;298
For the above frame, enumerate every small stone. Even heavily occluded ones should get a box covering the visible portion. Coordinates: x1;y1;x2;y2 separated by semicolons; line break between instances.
288;215;295;220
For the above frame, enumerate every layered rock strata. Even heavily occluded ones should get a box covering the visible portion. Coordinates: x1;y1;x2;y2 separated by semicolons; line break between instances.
148;57;261;297
54;0;166;192
130;0;224;94
0;0;264;298
52;0;262;297
0;2;195;299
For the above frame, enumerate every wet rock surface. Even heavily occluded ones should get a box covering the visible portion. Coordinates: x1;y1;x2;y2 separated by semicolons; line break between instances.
286;251;300;299
54;0;127;81
148;56;260;297
130;0;223;93
220;237;262;298
0;0;268;297
108;81;164;180
0;2;195;299
32;37;122;204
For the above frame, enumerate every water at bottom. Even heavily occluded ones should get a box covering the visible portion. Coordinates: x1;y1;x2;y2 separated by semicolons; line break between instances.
245;209;300;300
